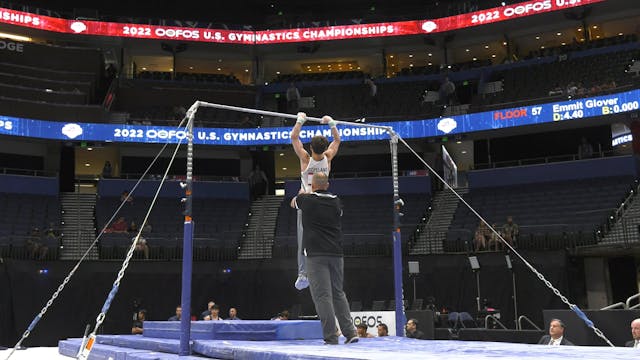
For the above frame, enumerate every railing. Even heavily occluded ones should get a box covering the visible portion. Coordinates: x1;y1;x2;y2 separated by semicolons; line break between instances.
626;293;640;310
599;180;640;244
116;173;247;182
0;167;57;177
598;293;640;310
411;225;604;254
0;234;61;261
273;232;407;258
484;315;507;330
600;302;626;310
98;233;241;261
517;315;541;331
474;150;620;170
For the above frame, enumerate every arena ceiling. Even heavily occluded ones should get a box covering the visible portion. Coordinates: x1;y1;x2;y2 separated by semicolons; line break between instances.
13;0;516;26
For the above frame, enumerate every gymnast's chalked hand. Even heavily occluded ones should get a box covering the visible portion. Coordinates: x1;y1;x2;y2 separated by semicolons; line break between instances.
321;115;333;124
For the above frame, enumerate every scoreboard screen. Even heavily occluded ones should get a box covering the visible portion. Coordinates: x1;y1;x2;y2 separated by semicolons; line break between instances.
0;88;637;146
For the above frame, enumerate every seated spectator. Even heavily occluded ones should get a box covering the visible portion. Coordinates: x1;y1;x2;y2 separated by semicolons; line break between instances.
201;301;215;320
228;307;241;320
405;318;425;339
132;309;146;334
565;82;578;97
356;323;374;338
109;217;128;233
204;304;223;320
626;318;640;348
473;221;490;251
425;296;437;312
486;223;502;251
272;310;289;320
26;227;48;260
142;221;153;234
548;83;564;96
128;221;139;233
121;190;133;203
538;319;574;346
576;83;587;97
502;216;519;248
377;323;389;337
44;222;58;238
168;306;182;321
134;235;149;259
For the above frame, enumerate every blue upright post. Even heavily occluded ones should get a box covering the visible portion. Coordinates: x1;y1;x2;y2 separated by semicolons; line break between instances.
179;112;195;355
389;132;407;337
179;219;193;355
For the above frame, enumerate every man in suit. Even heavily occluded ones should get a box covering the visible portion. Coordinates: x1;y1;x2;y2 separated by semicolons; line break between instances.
538;319;574;346
168;305;181;321
625;318;640;348
406;318;425;340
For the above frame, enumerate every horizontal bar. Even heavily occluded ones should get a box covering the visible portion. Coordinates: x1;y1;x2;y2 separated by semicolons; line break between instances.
195;101;393;131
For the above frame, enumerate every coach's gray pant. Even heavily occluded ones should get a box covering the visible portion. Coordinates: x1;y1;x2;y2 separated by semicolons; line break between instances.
306;255;356;344
296;209;306;275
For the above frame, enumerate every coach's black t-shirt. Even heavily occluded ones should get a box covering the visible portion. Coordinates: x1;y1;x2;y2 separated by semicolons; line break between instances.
295;190;343;257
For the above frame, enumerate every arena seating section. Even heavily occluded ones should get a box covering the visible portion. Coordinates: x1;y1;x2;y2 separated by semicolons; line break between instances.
0;42;108;122
273;193;430;257
445;175;635;252
0;192;60;260
135;71;240;84
116;78;257;128
96;196;249;260
75;34;639;127
483;42;639;107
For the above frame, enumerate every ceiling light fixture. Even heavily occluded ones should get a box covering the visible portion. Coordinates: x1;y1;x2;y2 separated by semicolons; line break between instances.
0;32;32;42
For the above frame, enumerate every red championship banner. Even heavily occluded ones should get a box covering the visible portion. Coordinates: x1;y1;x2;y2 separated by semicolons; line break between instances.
0;0;605;44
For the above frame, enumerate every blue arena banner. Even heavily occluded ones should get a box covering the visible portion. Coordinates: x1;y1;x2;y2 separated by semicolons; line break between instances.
0;89;638;145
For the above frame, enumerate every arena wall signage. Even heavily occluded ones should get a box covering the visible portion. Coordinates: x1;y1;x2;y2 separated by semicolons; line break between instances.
351;311;397;336
0;89;637;146
0;0;604;44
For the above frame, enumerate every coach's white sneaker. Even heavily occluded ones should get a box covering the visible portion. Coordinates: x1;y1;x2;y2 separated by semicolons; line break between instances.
295;274;309;290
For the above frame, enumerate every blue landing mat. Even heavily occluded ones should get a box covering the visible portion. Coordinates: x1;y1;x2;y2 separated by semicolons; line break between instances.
191;336;638;360
96;335;185;353
58;339;213;360
143;320;322;341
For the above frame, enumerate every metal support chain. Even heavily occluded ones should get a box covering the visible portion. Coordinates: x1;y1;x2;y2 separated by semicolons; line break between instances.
4;118;189;360
395;133;615;347
79;134;186;359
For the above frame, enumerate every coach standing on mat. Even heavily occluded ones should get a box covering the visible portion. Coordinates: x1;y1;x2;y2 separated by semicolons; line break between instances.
291;112;341;290
291;172;358;345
